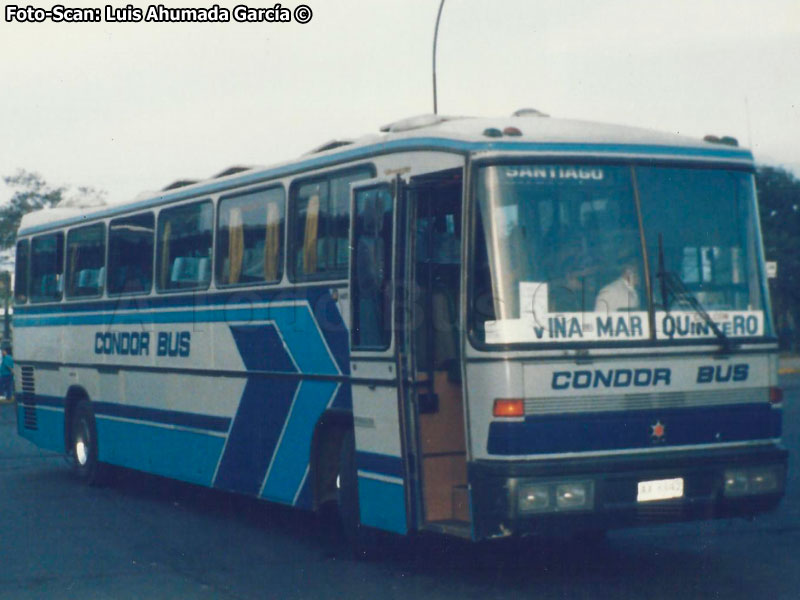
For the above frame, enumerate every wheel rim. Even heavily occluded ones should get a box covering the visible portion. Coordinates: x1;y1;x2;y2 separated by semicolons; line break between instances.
74;419;90;466
75;439;88;466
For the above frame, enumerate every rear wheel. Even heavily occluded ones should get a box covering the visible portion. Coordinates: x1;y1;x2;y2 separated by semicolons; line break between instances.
69;399;104;485
337;429;375;558
337;429;360;537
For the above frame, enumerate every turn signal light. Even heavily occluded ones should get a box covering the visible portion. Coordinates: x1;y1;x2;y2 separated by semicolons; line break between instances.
769;387;783;405
493;398;524;417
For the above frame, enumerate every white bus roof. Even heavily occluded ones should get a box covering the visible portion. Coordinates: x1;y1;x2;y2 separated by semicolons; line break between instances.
18;114;751;236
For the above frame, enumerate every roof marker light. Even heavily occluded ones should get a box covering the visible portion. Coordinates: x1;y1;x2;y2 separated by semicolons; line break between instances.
503;126;522;136
483;127;503;138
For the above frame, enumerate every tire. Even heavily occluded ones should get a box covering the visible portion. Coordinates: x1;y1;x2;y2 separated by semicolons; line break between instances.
337;429;375;558
69;399;105;485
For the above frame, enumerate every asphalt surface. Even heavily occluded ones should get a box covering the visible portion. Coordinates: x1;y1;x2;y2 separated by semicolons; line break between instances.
1;374;799;599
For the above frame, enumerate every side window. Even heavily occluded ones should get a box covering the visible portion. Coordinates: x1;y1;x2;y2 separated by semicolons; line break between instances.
217;187;285;286
156;201;213;292
351;185;393;349
30;232;64;303
290;167;372;281
66;223;106;298
293;179;329;279
14;240;29;303
108;213;155;295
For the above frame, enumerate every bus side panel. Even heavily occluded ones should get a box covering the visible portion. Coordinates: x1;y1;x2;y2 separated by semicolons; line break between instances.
351;365;409;535
14;288;353;510
95;418;225;486
14;365;70;453
16;403;64;454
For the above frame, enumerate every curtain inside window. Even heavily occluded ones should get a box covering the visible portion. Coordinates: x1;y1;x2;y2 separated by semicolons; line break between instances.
265;201;280;281
303;194;320;275
68;244;79;295
160;220;171;289
228;208;244;284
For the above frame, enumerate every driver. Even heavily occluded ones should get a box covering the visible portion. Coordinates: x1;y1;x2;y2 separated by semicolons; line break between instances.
595;256;640;313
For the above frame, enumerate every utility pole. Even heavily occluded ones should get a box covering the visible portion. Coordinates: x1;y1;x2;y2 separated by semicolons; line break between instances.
432;0;445;114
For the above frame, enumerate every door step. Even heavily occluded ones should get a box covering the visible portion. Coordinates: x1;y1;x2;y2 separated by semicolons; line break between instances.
452;484;470;522
423;519;472;539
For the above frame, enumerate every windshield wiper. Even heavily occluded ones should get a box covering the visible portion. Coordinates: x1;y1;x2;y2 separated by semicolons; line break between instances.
656;233;734;353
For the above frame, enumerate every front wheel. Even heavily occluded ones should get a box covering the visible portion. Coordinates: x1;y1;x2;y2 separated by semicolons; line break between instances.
69;399;105;485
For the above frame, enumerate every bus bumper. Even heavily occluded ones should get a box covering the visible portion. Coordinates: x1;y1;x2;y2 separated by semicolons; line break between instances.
468;445;788;541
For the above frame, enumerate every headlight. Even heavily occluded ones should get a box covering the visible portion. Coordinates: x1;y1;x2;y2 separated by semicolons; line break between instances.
724;466;782;497
556;482;592;510
517;480;594;514
518;483;550;513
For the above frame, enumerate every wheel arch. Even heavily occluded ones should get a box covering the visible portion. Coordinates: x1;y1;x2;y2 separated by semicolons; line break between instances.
309;408;353;511
63;385;91;453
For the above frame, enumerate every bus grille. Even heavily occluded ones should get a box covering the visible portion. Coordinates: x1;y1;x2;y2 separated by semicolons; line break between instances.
524;387;769;416
20;366;36;431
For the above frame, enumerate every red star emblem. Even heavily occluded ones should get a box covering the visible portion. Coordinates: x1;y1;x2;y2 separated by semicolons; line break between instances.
651;421;665;440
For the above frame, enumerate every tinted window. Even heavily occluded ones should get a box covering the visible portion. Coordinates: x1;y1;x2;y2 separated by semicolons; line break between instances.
30;232;64;303
108;213;155;295
14;240;29;303
290;168;371;281
217;187;284;286
156;201;213;291
351;185;393;349
66;223;106;298
471;164;642;344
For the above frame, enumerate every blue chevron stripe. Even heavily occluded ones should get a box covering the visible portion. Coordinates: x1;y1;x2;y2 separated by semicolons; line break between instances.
260;305;342;503
213;323;299;495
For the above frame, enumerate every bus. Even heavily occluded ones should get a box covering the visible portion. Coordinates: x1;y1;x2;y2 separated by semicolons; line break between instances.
12;112;787;543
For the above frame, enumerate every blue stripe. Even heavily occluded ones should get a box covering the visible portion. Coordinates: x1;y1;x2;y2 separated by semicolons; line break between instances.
487;404;781;456
93;402;230;433
294;476;313;510
357;476;407;534
17;137;753;236
356;451;404;478
14;290;352;377
13;286;330;316
32;394;65;408
261;380;338;503
96;418;225;486
25;394;230;432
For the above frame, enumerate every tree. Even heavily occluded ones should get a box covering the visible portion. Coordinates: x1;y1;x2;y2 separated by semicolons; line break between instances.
0;170;106;248
756;165;800;351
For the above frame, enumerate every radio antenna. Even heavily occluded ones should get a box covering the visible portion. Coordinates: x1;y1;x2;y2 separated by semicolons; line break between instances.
432;0;446;114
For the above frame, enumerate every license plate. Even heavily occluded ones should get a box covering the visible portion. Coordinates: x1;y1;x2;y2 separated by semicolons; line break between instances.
637;477;684;503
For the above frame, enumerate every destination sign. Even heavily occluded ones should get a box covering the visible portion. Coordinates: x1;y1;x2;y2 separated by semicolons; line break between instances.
484;310;764;344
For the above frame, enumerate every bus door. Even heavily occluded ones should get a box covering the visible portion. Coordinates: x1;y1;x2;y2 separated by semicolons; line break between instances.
405;169;470;534
348;177;412;535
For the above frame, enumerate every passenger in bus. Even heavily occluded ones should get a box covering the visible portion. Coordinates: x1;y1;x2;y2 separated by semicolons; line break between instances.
356;197;386;346
594;256;641;313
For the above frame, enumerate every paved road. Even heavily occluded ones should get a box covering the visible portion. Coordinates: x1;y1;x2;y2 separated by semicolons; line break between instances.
1;375;799;599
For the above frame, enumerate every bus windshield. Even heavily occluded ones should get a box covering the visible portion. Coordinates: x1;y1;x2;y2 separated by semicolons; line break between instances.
471;163;771;345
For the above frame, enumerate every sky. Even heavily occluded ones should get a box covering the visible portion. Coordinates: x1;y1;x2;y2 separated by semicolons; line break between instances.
1;0;798;207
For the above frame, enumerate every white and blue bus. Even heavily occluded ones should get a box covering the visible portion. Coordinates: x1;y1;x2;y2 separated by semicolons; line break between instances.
13;112;787;541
